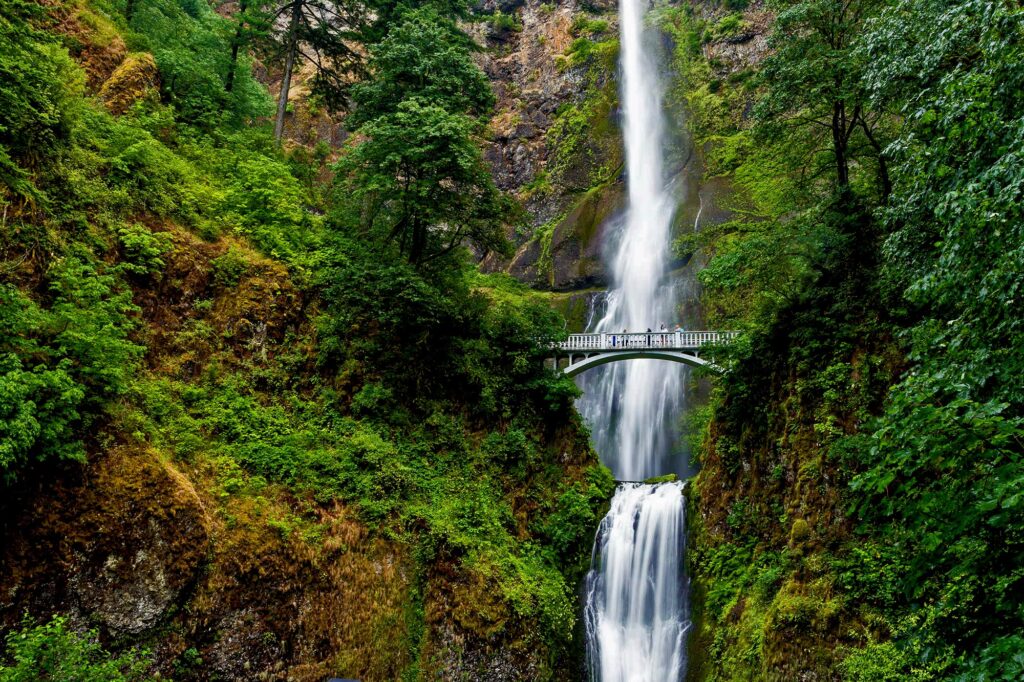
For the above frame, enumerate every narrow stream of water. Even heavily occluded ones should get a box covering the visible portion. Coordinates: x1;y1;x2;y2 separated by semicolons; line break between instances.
578;0;692;678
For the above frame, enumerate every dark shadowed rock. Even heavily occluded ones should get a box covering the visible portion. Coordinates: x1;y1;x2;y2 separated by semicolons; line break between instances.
0;447;210;637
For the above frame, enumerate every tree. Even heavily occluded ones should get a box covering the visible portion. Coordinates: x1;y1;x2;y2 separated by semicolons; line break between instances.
267;0;363;142
756;0;891;202
357;0;477;46
338;10;513;266
343;99;512;265
224;1;271;96
847;0;1024;676
345;10;494;128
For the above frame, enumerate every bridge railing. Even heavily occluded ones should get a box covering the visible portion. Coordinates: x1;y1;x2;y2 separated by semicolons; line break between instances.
557;331;739;352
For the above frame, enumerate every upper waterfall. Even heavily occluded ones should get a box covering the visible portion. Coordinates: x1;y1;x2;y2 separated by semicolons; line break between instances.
577;0;685;482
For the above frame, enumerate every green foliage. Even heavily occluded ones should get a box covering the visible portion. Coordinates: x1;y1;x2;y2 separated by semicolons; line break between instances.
570;16;609;37
558;34;618;71
116;223;173;276
223;151;312;259
210;247;250;288
340;99;511;265
0;0;604;671
544;60;619;190
349;9;493;127
835;0;1024;676
0;615;151;681
487;10;523;34
537;15;622;198
0;259;141;482
710;13;747;40
538;466;614;562
128;0;271;127
0;1;83;201
341;9;512;266
316;237;576;422
755;0;891;197
691;0;1024;676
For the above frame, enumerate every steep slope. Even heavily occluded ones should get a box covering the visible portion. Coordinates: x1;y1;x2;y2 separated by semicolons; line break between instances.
0;1;613;679
663;0;1024;679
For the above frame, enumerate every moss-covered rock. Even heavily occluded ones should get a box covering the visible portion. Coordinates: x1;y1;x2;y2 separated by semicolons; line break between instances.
53;2;129;90
0;446;210;637
100;52;159;115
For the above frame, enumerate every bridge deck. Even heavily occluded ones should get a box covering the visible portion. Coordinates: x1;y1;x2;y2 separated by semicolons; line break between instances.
557;331;738;353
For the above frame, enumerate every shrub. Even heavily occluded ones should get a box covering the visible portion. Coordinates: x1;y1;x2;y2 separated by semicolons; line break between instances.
0;615;151;681
116;223;173;276
0;2;84;200
210;247;250;288
489;11;523;34
0;259;141;482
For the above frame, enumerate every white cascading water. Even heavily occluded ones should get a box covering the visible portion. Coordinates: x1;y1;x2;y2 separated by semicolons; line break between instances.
577;0;682;480
579;0;691;678
584;484;687;682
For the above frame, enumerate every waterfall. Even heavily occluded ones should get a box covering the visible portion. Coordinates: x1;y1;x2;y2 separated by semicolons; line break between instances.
578;0;692;677
576;0;684;480
584;483;688;682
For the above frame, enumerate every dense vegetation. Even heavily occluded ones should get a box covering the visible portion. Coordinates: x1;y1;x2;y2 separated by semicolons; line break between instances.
661;0;1024;679
3;0;1022;678
0;0;610;678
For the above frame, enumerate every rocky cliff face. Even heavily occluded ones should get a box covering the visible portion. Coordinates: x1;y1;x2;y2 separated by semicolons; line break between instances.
470;0;624;292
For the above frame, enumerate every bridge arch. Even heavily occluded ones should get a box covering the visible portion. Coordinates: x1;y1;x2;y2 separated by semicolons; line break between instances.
549;331;738;378
562;350;712;377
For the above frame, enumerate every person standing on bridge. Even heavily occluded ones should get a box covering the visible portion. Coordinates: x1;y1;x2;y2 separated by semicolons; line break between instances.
646;328;652;347
660;323;667;346
622;329;628;347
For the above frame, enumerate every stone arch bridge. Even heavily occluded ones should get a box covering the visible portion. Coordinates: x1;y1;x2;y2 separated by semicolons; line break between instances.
548;331;739;377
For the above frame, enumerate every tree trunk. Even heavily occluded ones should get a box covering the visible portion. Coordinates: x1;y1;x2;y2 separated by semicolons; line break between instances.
274;1;302;144
859;117;892;203
125;0;135;22
410;216;427;265
831;101;850;188
225;1;248;94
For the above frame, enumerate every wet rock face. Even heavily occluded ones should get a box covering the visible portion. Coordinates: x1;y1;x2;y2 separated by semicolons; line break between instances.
475;3;592;194
73;524;187;635
471;0;625;291
694;1;773;74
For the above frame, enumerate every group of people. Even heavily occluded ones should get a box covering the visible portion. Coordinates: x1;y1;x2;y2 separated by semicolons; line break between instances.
608;323;686;348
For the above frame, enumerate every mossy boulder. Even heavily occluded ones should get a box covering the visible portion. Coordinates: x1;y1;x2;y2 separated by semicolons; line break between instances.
100;52;159;115
53;4;128;90
0;446;210;637
789;517;811;548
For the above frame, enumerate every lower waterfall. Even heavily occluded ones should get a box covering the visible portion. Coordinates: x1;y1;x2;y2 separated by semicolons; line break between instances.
584;483;689;682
